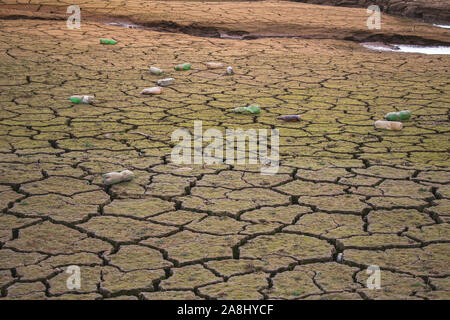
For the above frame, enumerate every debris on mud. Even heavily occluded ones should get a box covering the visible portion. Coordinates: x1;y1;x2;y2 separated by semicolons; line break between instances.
206;62;224;69
141;87;163;95
374;120;403;131
149;66;163;75
102;170;135;185
233;105;261;114
99;38;117;45
174;63;191;71
384;110;412;121
277;115;301;122
157;78;174;87
69;95;95;104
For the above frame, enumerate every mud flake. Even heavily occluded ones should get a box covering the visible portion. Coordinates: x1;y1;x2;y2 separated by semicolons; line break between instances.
240;233;332;262
104;197;175;218
141;231;243;264
299;195;369;214
6;221;111;254
79;216;177;242
161;264;221;290
199;273;267;300
20;176;99;196
240;205;311;224
106;245;172;271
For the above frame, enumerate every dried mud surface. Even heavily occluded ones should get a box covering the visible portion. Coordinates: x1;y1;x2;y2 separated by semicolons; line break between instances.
0;0;449;300
293;0;450;24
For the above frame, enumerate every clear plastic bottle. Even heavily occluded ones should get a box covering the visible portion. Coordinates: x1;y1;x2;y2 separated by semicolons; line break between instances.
206;62;224;69
141;87;163;95
157;78;174;87
374;120;403;130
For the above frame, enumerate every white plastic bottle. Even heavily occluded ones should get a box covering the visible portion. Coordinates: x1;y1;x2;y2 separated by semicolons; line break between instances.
149;66;163;75
102;170;134;185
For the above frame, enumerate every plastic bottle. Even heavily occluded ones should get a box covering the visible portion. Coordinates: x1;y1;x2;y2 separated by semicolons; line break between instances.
374;120;403;130
69;95;95;104
206;62;224;69
233;105;260;114
277;115;301;122
226;66;234;75
174;63;191;71
100;39;117;45
141;87;163;95
102;170;134;185
157;78;174;87
149;66;163;75
384;110;411;121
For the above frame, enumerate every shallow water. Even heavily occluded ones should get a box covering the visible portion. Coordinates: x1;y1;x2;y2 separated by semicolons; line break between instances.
106;22;144;29
433;24;450;29
362;43;450;55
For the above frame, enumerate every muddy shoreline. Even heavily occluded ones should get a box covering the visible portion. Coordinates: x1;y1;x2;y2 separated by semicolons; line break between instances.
292;0;450;24
1;4;449;47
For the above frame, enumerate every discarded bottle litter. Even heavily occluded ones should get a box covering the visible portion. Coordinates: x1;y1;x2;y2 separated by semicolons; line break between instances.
141;87;163;95
69;95;95;104
374;120;403;131
277;115;301;122
384;110;411;121
100;38;117;45
337;253;343;263
157;78;174;87
206;62;224;69
102;170;134;185
174;63;191;71
149;66;163;75
226;66;234;75
233;105;261;114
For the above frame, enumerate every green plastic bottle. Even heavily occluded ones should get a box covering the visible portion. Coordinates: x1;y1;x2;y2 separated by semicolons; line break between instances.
174;63;191;71
233;105;260;114
69;95;95;104
384;110;411;121
100;39;117;45
70;96;83;103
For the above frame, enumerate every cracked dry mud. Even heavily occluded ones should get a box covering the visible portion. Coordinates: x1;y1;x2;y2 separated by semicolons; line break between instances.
0;0;449;300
